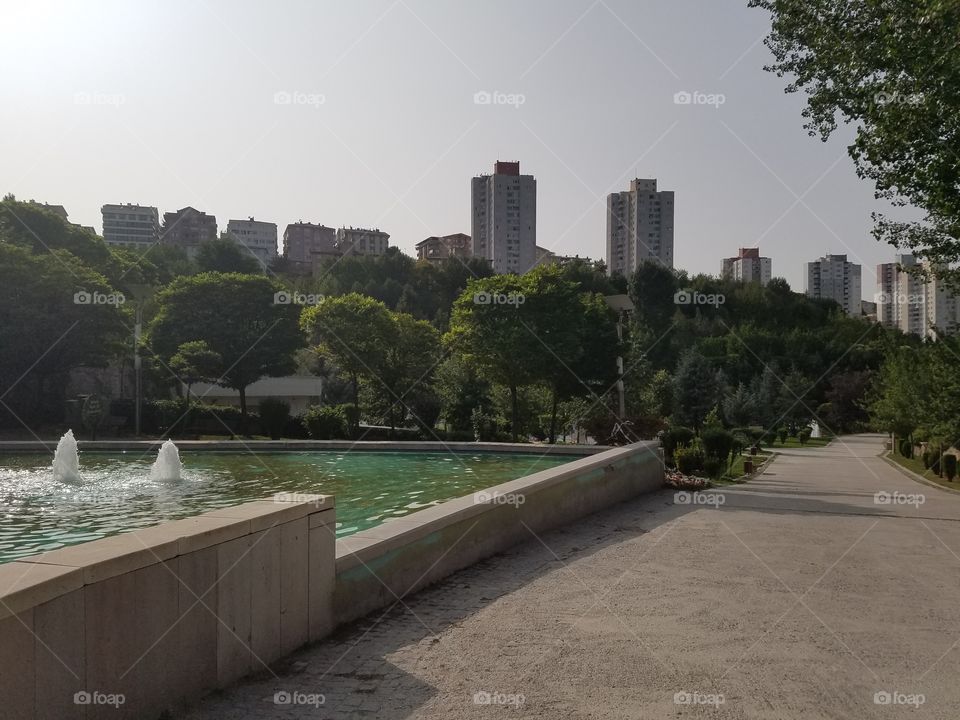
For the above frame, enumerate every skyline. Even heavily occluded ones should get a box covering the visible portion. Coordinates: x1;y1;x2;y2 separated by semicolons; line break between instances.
1;0;920;296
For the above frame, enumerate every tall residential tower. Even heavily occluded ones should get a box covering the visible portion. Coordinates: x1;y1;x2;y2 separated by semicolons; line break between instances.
606;178;674;276
471;161;536;274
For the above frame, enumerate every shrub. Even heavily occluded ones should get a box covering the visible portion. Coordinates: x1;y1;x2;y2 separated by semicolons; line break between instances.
747;427;765;450
257;398;290;440
661;426;696;466
675;440;706;475
777;427;788;445
798;428;811;445
701;427;735;466
703;457;723;479
922;449;933;469
731;431;751;457
898;438;913;459
945;455;958;482
303;405;348;439
931;452;942;475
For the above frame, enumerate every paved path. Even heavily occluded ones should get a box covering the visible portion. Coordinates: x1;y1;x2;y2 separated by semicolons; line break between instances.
179;435;960;719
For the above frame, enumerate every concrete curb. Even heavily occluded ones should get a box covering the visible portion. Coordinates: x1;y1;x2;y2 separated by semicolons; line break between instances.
880;452;960;496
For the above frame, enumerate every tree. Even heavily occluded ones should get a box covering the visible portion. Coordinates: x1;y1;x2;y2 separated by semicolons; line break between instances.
751;0;960;286
435;355;493;433
196;238;262;274
168;340;222;412
300;293;395;431
628;260;680;335
671;349;718;430
148;273;303;433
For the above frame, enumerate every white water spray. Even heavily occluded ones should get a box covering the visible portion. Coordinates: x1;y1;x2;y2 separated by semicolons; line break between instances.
52;429;81;482
150;439;182;481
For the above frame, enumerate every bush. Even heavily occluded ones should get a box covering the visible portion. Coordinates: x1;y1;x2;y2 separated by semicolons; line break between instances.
945;454;958;482
661;426;696;466
703;457;723;479
798;428;811;445
258;398;290;440
701;427;735;466
731;431;751;457
675;440;706;475
899;438;913;459
777;427;788;445
747;427;765;450
922;449;933;469
302;405;348;439
931;452;942;475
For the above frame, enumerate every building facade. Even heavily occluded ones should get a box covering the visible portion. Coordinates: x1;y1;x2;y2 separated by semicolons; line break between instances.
606;178;675;276
101;203;160;249
878;255;960;338
225;218;278;269
282;222;338;273
721;247;772;285
336;227;390;256
160;207;217;259
471;161;537;274
415;233;471;263
804;254;862;316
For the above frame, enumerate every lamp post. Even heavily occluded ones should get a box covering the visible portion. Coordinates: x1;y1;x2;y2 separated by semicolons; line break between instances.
128;284;154;437
603;294;635;421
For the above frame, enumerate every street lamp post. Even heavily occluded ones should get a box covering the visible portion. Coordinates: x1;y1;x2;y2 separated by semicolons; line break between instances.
603;294;635;421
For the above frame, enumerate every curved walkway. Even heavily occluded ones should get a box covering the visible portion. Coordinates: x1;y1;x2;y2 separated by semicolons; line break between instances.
179;434;960;719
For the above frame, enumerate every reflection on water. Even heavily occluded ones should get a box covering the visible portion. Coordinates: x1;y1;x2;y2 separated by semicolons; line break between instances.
0;450;576;563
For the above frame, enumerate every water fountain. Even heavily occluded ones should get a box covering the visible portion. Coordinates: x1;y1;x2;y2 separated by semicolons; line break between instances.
150;439;182;482
52;429;81;482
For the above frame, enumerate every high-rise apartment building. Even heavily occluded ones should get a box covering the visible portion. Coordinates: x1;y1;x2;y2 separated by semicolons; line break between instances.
335;227;390;256
101;203;160;249
161;207;217;259
877;254;959;338
606;178;674;276
804;254;862;316
471;161;536;274
225;218;278;269
721;247;772;285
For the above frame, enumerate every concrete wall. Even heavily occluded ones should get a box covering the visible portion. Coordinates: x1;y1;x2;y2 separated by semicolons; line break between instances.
333;441;662;625
0;441;662;719
0;494;335;720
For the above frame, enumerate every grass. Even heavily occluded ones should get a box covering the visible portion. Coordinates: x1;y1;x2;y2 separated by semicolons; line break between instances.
717;452;772;483
764;436;833;449
885;451;959;490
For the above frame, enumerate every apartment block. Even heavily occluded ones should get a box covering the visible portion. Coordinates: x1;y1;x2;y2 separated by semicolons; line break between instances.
283;222;338;273
336;227;390;257
415;233;472;263
721;247;772;285
471;161;537;274
804;254;862;316
101;203;160;249
225;217;278;269
161;206;217;259
606;178;675;276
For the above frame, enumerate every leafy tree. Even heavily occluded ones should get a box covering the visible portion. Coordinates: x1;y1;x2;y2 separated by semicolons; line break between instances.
751;0;960;286
197;238;262;274
435;355;493;433
149;273;303;432
300;293;394;430
168;340;222;412
671;349;718;430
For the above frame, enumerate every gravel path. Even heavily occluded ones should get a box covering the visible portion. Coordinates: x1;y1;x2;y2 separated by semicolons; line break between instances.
179;434;960;719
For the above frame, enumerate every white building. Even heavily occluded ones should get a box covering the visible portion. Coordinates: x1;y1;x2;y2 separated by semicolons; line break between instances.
225;218;278;269
471;161;537;274
606;178;675;276
804;254;862;316
721;247;772;285
101;203;160;249
879;255;960;338
335;227;390;256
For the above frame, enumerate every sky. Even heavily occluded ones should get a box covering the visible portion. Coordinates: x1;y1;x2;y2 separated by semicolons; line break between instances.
0;0;916;297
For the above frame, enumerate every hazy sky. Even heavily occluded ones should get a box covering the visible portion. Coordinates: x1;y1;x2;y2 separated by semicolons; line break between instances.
1;0;914;297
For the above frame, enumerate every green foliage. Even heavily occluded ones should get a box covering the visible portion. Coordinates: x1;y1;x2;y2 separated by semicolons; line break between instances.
661;426;696;466
197;238;262;274
258;398;290;439
302;405;348;439
701;427;736;466
898;438;913;459
671;349;717;429
777;427;788;445
945;455;957;482
169;340;222;391
750;0;960;286
675;440;706;475
799;427;812;445
703;457;723;479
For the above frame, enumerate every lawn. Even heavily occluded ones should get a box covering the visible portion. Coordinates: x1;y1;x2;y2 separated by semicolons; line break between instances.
885;451;960;491
718;452;772;483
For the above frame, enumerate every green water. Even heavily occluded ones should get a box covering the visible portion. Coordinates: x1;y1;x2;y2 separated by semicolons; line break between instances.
0;450;578;563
